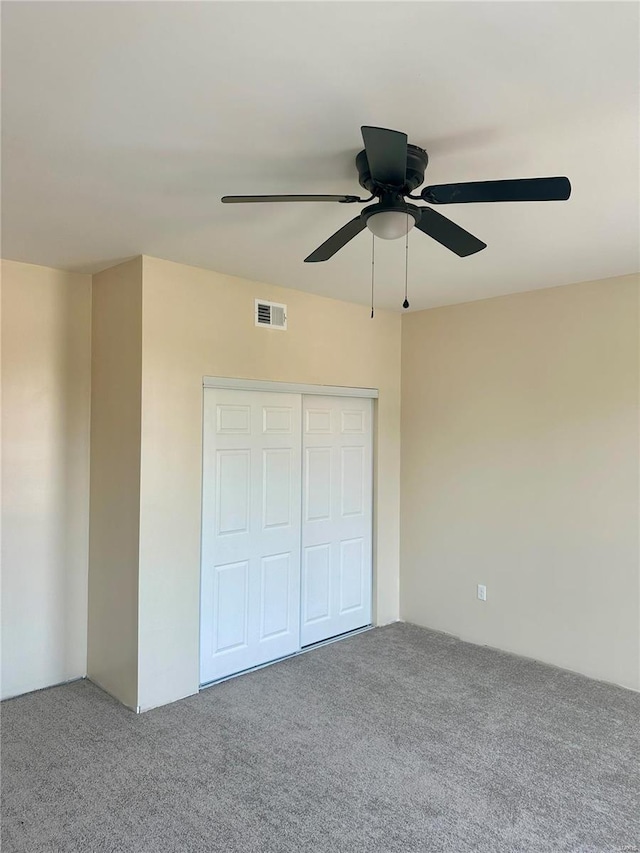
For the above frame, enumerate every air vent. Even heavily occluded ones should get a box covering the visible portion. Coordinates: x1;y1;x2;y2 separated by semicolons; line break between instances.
255;299;287;330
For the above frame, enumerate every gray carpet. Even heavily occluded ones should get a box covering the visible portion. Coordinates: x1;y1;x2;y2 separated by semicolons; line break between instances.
2;623;639;853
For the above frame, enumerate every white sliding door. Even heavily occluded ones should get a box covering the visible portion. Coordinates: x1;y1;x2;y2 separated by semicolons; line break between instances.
200;389;302;684
301;396;373;646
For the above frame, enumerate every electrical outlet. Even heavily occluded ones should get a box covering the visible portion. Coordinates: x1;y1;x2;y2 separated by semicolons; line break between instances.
477;584;487;602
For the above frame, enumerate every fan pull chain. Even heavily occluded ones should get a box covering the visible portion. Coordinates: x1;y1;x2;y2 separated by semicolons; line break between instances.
403;210;410;310
370;233;375;319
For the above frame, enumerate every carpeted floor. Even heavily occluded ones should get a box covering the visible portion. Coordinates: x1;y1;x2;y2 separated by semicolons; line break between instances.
2;623;639;853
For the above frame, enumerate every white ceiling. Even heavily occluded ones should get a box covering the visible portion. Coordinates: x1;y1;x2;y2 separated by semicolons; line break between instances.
2;1;638;311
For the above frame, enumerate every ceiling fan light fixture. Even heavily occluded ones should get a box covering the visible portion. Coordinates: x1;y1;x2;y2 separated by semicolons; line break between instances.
365;209;417;240
222;125;570;263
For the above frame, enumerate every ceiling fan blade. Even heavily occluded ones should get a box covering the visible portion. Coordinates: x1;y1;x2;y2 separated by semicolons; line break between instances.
422;177;571;204
416;208;486;257
304;216;367;263
221;194;362;204
361;126;407;187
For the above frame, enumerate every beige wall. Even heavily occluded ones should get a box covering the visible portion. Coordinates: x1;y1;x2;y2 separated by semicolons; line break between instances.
5;253;636;709
1;260;91;699
87;258;142;709
401;275;640;690
137;256;402;710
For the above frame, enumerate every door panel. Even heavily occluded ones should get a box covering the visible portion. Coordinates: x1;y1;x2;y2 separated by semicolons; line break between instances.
305;407;332;434
305;447;331;521
263;406;293;433
200;389;302;684
341;446;365;516
263;449;293;529
339;538;364;613
301;396;373;646
214;561;249;653
303;543;331;625
260;553;291;639
216;404;251;434
217;450;250;535
341;409;365;433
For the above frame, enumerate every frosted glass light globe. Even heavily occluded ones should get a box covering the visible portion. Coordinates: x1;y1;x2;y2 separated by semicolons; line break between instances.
365;210;416;240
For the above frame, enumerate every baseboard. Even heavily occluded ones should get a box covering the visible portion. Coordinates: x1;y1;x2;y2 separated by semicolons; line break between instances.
86;675;139;713
400;620;640;695
1;674;86;703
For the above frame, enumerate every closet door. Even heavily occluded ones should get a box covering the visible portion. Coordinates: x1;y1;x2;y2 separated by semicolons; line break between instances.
200;389;302;685
301;396;373;646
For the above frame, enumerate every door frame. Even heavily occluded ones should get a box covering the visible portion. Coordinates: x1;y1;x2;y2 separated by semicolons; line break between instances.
200;376;379;686
203;376;378;399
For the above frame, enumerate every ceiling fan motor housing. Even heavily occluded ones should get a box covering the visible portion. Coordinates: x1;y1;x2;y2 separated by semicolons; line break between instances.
362;201;421;229
356;143;429;195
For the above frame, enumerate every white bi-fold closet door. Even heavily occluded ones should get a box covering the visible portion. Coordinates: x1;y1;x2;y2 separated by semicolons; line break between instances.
300;396;373;647
200;390;302;685
200;387;372;686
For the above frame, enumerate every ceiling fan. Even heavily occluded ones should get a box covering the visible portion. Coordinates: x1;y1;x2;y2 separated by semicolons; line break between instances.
222;126;571;263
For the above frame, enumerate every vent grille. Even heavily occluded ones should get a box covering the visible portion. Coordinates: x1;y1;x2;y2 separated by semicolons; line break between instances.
257;302;271;324
255;299;287;330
